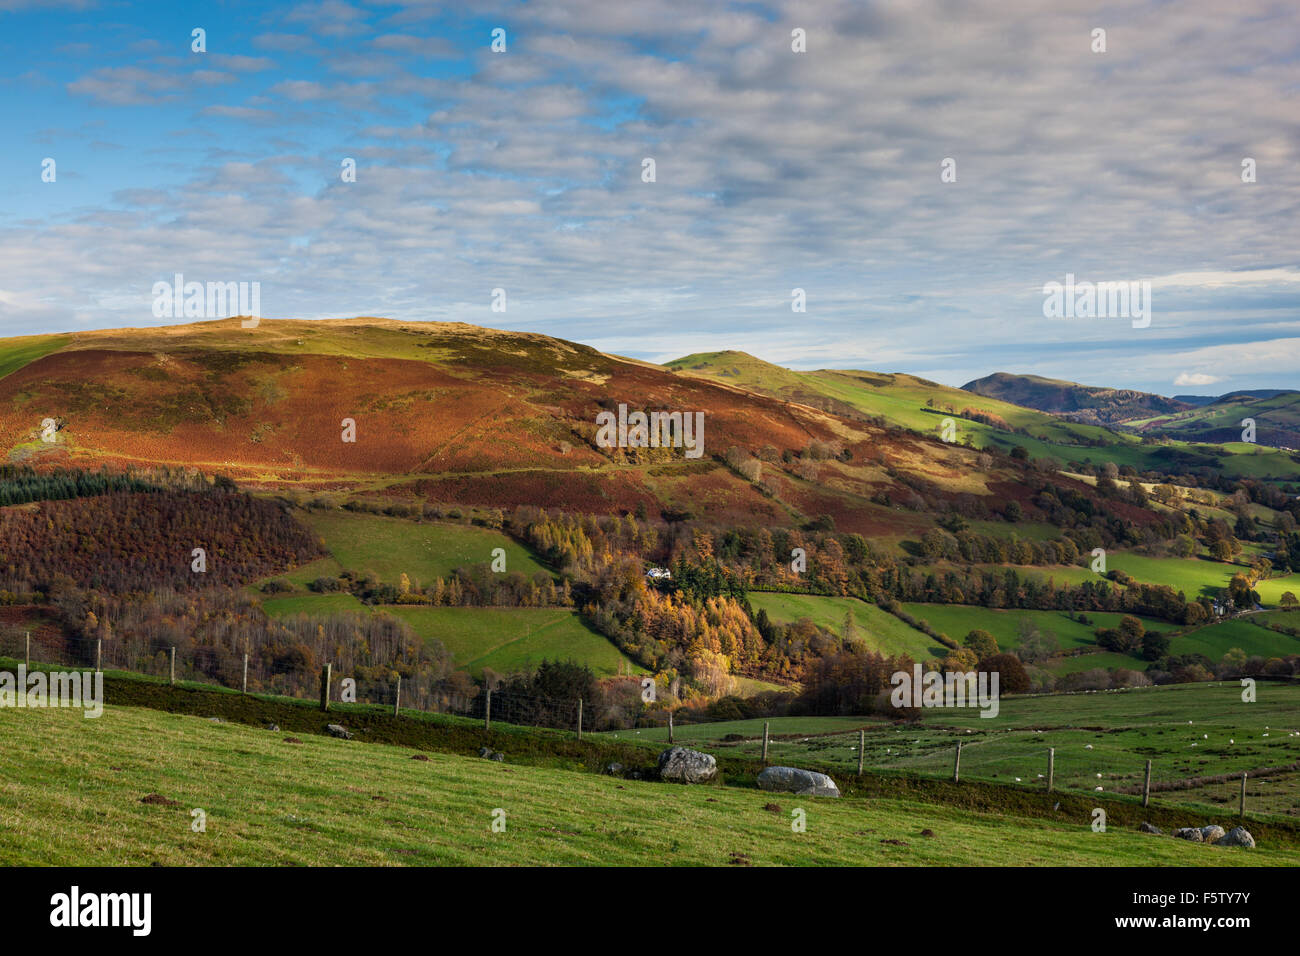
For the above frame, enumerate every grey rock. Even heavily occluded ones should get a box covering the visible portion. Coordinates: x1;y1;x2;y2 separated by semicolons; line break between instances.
605;762;624;776
657;746;718;784
490;752;504;762
326;723;353;740
757;766;841;798
478;746;492;758
1138;822;1162;835
1219;826;1255;848
265;723;280;732
1174;827;1204;842
1201;825;1226;844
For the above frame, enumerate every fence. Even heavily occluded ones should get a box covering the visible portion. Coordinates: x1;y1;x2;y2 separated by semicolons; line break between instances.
0;626;594;731
0;627;1266;813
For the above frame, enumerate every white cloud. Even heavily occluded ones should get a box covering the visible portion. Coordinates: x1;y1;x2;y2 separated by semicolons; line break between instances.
1174;372;1223;387
9;0;1300;394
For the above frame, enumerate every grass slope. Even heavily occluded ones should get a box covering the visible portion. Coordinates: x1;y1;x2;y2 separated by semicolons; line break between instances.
0;334;70;381
898;604;1175;652
387;606;641;678
300;510;550;585
749;592;946;659
2;703;1288;866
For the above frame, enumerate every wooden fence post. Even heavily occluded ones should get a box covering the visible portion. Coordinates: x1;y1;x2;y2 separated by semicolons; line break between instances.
1142;760;1152;808
242;653;249;694
320;663;332;712
858;728;865;775
762;721;770;764
1240;772;1248;817
953;740;962;783
95;638;102;674
668;710;674;744
577;698;583;739
394;675;401;717
484;688;491;731
170;646;176;685
1047;747;1055;792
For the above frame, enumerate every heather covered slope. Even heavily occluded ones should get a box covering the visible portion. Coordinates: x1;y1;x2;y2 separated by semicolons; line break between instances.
0;318;1152;536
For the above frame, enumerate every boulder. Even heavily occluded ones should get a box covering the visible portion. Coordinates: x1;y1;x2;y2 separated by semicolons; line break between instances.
1138;822;1162;835
1201;825;1226;844
1174;827;1204;842
604;762;624;776
490;752;504;762
478;747;492;758
265;723;280;732
657;746;718;784
757;766;841;797
326;723;353;740
1219;826;1255;848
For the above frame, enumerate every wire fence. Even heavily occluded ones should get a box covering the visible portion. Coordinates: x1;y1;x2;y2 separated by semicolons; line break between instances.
0;627;587;730
0;627;1275;811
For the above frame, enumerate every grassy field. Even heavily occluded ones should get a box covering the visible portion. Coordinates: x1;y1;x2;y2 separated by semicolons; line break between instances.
1044;651;1154;675
899;604;1175;652
750;592;946;659
387;605;642;678
0;333;71;380
1;702;1289;866
1106;552;1300;606
299;510;551;585
1171;618;1300;661
261;592;370;617
604;682;1300;817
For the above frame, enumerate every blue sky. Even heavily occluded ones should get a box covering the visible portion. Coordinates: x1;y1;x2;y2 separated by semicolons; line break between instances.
2;0;1298;395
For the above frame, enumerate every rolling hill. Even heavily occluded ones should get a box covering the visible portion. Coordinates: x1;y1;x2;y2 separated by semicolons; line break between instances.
1128;392;1300;449
0;317;1157;538
961;372;1191;425
667;351;1299;480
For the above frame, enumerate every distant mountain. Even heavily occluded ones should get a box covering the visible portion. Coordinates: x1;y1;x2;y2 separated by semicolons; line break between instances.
961;372;1192;426
1173;389;1294;407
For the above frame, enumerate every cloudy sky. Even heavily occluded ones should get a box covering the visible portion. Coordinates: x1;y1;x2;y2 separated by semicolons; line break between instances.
2;0;1298;395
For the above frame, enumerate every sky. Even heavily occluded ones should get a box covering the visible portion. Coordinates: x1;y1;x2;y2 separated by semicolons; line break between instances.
1;0;1298;396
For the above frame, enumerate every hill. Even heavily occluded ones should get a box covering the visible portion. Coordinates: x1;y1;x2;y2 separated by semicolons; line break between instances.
961;372;1191;425
0;318;1157;538
1174;389;1295;407
1128;391;1300;449
3;692;1292;865
667;351;1299;479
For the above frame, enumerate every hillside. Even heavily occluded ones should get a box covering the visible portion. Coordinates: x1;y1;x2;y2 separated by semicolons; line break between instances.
667;352;1299;479
961;372;1192;425
0;318;1149;538
1128;392;1300;449
1174;389;1294;407
3;694;1292;866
